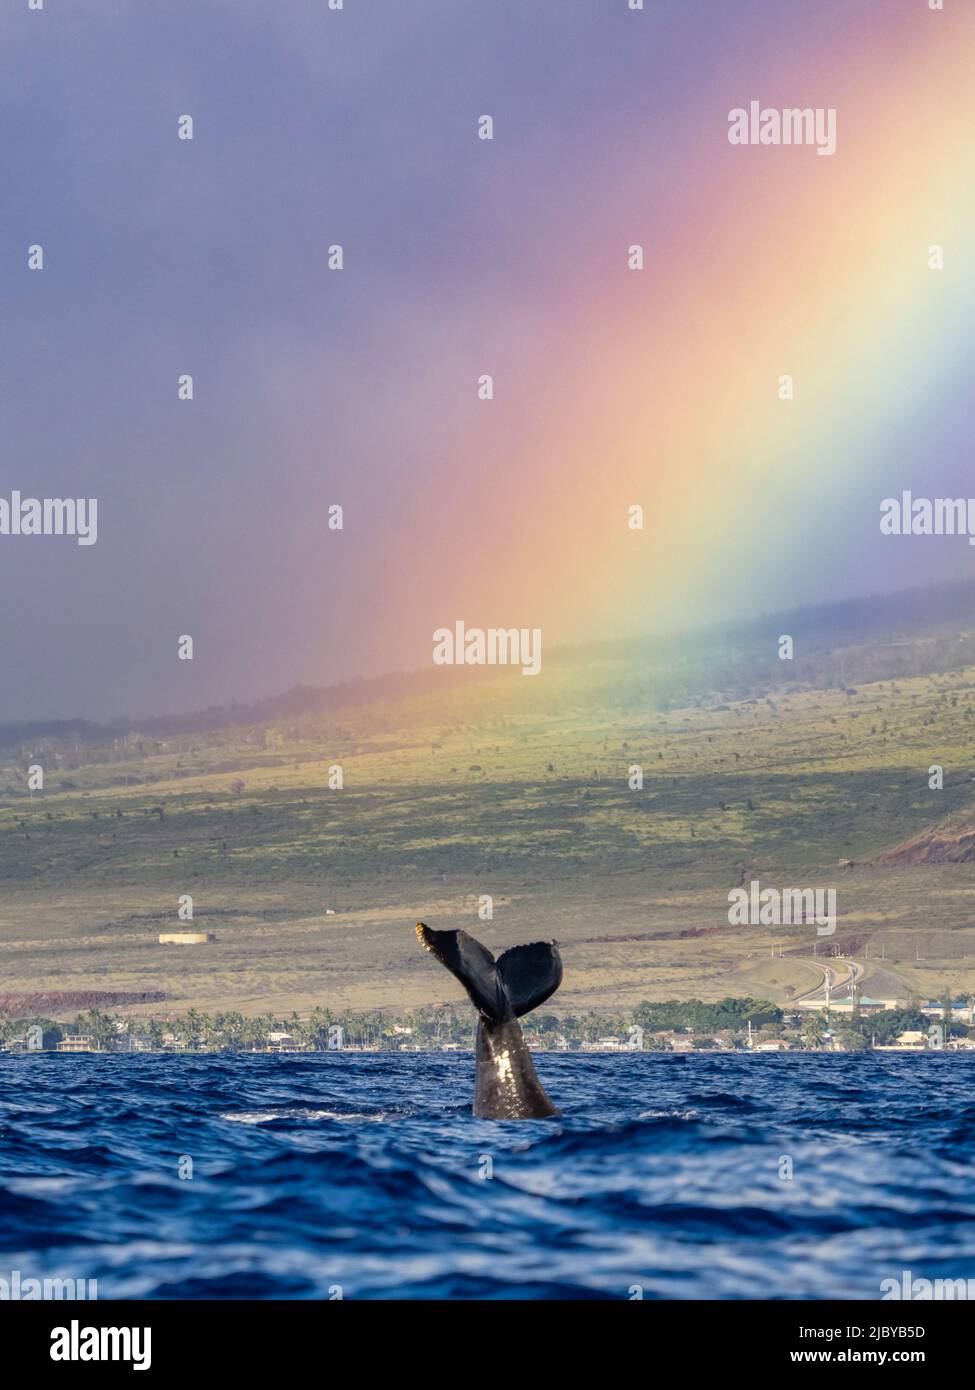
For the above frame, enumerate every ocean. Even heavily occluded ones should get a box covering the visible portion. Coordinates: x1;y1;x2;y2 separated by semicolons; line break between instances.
1;1051;973;1300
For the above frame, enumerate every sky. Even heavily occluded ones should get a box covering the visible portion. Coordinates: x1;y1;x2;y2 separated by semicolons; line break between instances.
0;0;973;721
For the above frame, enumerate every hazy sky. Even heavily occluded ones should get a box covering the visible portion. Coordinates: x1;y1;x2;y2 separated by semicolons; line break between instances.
1;0;972;720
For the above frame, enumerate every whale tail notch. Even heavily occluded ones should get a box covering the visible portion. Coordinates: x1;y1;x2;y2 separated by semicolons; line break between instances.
415;923;561;1021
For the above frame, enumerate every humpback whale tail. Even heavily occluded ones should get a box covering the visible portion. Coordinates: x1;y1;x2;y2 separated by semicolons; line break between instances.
416;922;562;1119
414;923;562;1021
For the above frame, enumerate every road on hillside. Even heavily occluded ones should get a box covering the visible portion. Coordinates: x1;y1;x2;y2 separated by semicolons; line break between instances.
793;957;864;1005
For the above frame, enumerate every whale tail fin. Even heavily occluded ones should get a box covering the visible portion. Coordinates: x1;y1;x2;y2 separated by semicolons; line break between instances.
416;923;561;1021
497;941;562;1017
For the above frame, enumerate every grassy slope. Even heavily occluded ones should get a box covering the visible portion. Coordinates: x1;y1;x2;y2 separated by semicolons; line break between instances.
2;649;975;1017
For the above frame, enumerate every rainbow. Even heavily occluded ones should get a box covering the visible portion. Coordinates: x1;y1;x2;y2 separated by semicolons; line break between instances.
374;0;975;672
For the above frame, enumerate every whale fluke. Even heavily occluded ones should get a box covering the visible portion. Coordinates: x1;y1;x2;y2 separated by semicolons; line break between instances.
415;923;506;1018
496;941;563;1018
416;922;562;1119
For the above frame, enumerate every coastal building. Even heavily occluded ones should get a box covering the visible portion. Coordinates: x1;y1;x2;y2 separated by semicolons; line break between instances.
57;1035;93;1052
795;997;899;1013
921;1000;975;1023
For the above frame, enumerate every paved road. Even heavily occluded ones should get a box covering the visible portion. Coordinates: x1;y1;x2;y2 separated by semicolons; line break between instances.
794;957;864;1004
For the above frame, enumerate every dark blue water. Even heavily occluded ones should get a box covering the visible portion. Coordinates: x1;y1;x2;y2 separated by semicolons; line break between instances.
1;1052;973;1299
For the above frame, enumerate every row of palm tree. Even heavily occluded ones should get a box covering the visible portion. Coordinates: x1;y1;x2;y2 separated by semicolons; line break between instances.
13;1003;943;1052
1;1004;641;1051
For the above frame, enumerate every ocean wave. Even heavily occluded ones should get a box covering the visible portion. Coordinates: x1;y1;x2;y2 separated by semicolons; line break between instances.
219;1108;389;1125
1;1052;974;1299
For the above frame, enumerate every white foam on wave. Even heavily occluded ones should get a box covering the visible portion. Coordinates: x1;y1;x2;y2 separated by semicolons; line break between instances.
638;1108;698;1121
219;1107;386;1125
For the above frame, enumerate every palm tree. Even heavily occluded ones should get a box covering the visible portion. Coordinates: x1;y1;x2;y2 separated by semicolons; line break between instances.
78;1008;115;1051
181;1009;203;1049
